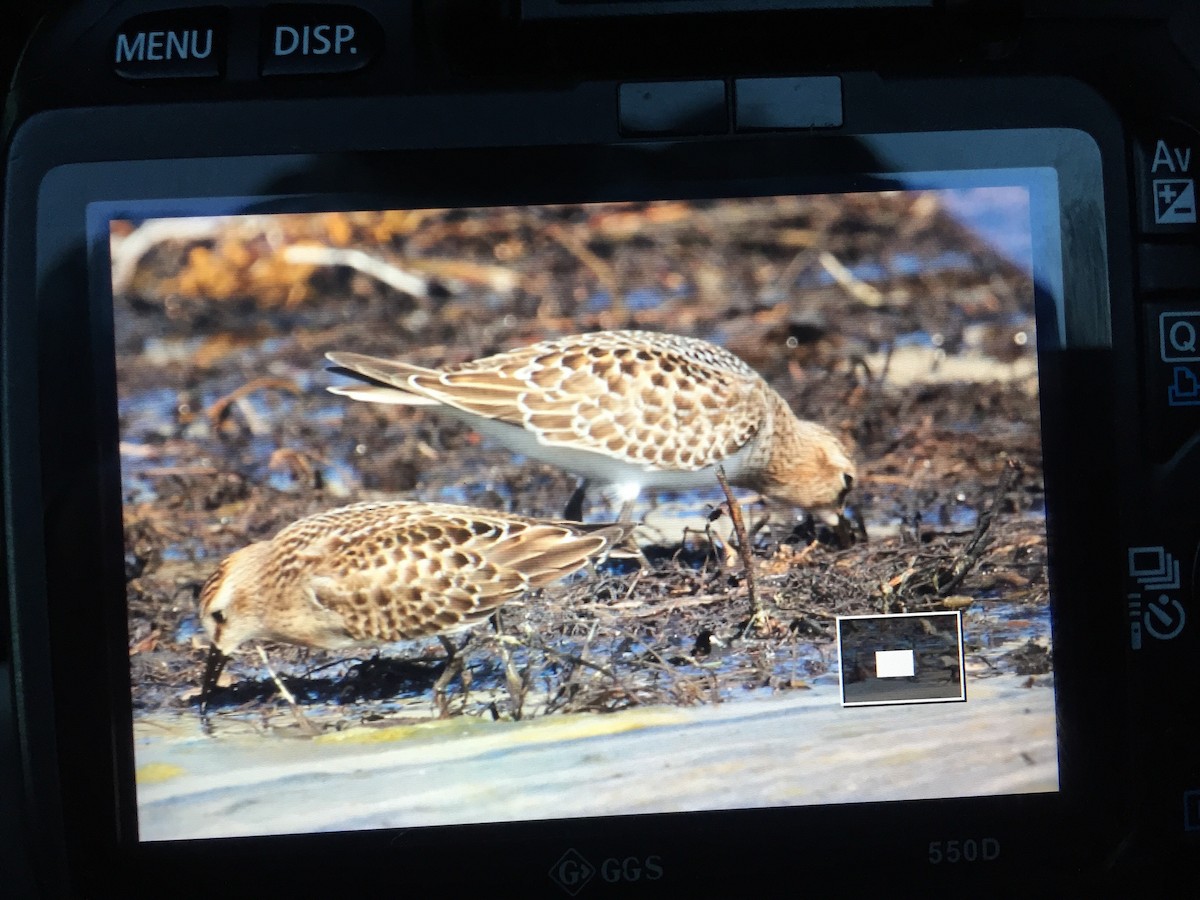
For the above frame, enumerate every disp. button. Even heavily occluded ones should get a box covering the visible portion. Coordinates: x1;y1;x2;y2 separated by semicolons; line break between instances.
261;5;382;76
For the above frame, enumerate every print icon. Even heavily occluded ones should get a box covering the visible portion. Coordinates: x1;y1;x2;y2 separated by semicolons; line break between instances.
1168;366;1200;406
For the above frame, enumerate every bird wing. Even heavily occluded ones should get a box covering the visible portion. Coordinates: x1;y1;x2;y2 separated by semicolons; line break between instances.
328;333;768;472
286;503;628;643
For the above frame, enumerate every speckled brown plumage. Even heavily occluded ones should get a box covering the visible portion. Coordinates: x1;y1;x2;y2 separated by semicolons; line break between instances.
326;330;856;511
199;501;634;655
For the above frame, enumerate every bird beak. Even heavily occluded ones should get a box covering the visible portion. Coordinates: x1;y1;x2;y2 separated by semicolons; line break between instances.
836;472;855;508
199;644;230;720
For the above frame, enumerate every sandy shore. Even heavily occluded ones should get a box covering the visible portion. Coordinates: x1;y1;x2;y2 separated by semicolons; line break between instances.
134;674;1056;841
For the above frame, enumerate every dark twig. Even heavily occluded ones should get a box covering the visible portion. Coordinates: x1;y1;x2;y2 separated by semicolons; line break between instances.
935;459;1023;597
874;461;1025;609
715;465;762;636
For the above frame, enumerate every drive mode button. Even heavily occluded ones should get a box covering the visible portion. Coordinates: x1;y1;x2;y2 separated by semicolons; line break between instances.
262;5;381;76
114;8;226;79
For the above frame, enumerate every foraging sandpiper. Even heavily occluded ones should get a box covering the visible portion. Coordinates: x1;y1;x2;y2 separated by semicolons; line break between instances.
198;500;633;703
326;330;856;516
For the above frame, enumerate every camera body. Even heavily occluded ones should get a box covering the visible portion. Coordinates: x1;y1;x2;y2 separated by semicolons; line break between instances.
3;1;1199;894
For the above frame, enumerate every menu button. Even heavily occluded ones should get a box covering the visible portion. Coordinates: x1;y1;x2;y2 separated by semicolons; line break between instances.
114;9;226;79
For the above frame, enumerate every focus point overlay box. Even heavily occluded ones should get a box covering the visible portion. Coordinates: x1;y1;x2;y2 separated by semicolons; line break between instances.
838;612;965;707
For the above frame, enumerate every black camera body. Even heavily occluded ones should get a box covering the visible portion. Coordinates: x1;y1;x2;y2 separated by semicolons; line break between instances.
3;1;1199;895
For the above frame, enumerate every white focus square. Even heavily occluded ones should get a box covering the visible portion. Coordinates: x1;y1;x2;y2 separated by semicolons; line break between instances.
875;649;916;678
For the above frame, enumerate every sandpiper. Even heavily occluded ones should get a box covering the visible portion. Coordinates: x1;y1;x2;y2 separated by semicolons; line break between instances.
326;330;856;516
198;500;633;706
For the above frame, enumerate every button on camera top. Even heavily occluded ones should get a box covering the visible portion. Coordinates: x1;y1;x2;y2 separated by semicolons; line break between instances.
260;5;382;77
734;77;843;131
113;7;227;80
618;81;727;136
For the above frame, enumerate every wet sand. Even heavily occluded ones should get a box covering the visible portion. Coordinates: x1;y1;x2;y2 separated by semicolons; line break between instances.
134;674;1055;841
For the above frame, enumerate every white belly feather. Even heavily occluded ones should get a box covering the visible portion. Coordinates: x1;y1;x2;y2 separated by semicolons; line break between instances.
455;409;757;491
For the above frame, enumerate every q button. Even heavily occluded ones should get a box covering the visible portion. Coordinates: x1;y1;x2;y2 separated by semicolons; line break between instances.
1160;311;1200;362
1142;304;1200;463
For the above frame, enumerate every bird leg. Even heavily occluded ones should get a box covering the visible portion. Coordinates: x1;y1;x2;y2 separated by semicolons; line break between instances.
703;510;727;569
563;478;648;569
433;634;472;717
842;505;869;546
831;512;854;549
705;503;740;569
715;466;763;637
563;478;590;521
617;498;636;523
564;489;649;571
254;644;317;736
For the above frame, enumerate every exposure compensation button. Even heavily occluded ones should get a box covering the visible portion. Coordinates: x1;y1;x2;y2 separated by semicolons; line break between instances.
261;5;382;76
113;7;227;79
1133;127;1200;235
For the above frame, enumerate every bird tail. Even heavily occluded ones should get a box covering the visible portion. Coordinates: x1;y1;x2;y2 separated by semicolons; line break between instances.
325;351;442;406
502;521;639;588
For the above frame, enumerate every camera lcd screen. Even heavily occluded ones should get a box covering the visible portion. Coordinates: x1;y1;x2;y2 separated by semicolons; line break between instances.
103;173;1060;842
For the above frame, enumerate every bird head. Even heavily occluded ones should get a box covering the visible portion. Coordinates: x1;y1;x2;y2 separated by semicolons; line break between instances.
760;416;857;512
198;542;272;655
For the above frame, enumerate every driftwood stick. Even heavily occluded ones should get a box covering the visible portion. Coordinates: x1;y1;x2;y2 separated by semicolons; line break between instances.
254;644;317;735
715;465;762;636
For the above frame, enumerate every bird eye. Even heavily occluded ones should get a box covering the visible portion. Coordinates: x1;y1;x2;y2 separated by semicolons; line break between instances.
210;610;225;625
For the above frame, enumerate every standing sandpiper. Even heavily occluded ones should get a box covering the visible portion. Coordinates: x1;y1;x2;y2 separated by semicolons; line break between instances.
326;330;856;518
198;500;634;710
